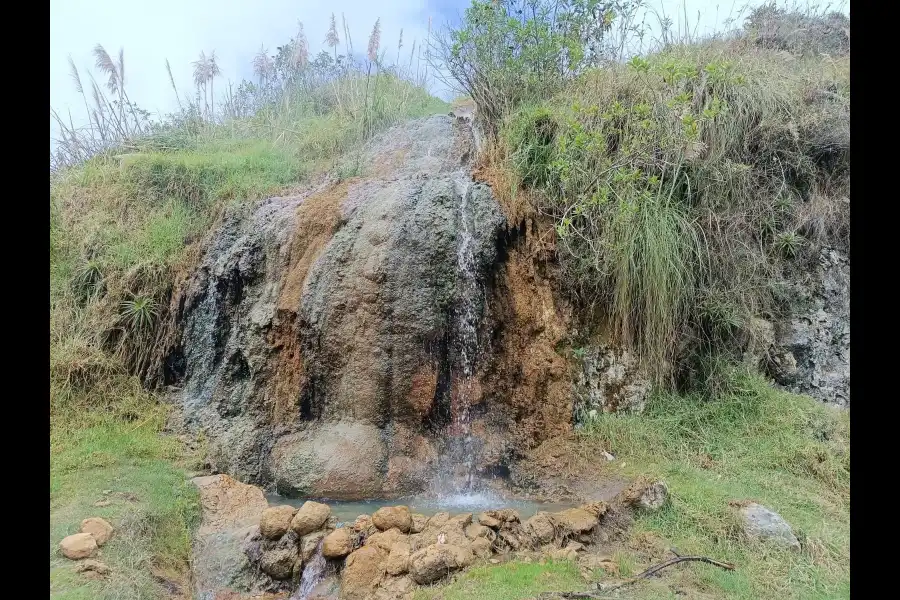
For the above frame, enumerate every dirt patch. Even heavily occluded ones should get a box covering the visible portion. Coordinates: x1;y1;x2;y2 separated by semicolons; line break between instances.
511;434;629;503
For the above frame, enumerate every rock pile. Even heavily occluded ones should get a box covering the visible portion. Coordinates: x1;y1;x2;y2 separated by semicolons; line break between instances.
57;516;115;578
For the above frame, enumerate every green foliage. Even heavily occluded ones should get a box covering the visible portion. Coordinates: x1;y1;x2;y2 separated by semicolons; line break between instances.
414;560;586;600
119;296;159;333
500;38;849;380
438;1;631;132
579;371;849;599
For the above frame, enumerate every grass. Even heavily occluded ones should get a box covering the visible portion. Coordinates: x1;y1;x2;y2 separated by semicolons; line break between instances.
414;560;586;600
418;368;848;600
50;406;201;600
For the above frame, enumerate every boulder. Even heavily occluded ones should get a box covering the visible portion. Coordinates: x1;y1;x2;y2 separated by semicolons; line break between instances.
366;527;407;553
465;523;496;542
409;543;474;584
291;501;332;536
470;537;492;559
482;509;520;525
579;502;609;518
323;528;354;558
739;502;801;550
260;505;297;540
524;512;557;545
372;575;416;600
342;545;388;600
80;517;114;546
634;481;668;511
477;512;501;529
59;533;98;560
353;514;376;536
410;513;428;534
260;548;297;580
384;541;411;575
553;508;598;534
372;506;412;533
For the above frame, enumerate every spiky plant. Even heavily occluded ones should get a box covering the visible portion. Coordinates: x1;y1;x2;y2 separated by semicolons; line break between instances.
775;231;804;259
119;296;159;333
72;260;105;301
253;45;273;86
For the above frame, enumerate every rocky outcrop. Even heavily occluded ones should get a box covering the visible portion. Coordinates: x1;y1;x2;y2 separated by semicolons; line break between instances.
770;248;850;406
575;344;651;414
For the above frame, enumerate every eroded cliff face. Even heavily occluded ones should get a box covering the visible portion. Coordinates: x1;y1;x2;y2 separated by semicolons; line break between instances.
170;114;850;501
173;116;572;499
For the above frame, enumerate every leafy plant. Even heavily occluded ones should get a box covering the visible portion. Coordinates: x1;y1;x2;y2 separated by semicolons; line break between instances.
119;295;159;333
72;259;105;300
775;231;804;259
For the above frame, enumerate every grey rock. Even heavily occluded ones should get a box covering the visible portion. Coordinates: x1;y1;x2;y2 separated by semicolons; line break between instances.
636;480;668;511
575;344;651;415
739;502;801;550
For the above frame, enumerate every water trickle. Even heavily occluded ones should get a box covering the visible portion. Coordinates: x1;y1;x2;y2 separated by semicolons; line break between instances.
436;175;485;498
292;539;328;600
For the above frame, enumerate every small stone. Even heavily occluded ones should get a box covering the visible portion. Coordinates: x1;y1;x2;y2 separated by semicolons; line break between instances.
59;533;98;560
353;514;376;535
489;558;500;564
260;505;297;540
93;500;112;508
602;451;615;461
553;508;598;534
322;527;354;558
80;517;114;546
637;481;669;511
372;506;413;533
739;502;801;550
290;501;331;536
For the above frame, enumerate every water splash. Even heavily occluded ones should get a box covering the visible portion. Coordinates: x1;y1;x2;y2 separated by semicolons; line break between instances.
292;539;328;600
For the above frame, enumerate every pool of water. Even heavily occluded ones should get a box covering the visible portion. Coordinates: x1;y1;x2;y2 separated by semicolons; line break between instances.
265;491;578;524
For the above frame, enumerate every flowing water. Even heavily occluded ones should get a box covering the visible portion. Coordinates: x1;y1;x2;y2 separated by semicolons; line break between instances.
441;175;481;496
291;539;330;600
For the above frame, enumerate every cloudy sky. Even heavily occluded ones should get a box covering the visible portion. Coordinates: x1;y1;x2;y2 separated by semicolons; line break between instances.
49;0;847;138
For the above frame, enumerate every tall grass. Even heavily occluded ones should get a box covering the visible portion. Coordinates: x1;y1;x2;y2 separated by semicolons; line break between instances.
462;3;850;383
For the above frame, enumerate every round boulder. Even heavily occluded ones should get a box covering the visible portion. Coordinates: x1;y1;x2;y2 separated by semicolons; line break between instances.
80;517;114;546
409;543;474;584
322;527;354;558
342;545;388;600
59;533;98;560
260;505;297;540
372;506;412;533
260;548;297;580
290;501;331;536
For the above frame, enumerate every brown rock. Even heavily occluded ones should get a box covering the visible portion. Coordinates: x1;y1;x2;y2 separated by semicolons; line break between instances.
366;527;407;553
260;505;297;540
464;523;496;542
372;575;416;600
549;547;577;561
448;513;473;528
353;514;375;535
59;533;98;560
290;501;331;536
384;541;411;575
342;545;388;600
553;508;598;534
323;528;354;558
408;543;474;584
80;517;114;546
470;537;492;559
74;559;110;578
426;512;450;529
410;513;428;534
372;506;412;533
192;474;268;536
579;502;609;518
477;512;501;529
260;548;297;580
524;512;556;545
483;509;520;524
301;530;328;562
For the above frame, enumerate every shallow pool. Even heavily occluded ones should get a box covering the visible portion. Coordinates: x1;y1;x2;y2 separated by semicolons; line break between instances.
264;491;578;524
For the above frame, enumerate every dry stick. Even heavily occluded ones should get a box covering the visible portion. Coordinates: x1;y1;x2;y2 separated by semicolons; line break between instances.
535;555;735;600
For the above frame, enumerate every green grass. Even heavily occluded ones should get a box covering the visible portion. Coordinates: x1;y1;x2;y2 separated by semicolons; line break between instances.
414;560;586;600
419;369;849;600
50;407;201;600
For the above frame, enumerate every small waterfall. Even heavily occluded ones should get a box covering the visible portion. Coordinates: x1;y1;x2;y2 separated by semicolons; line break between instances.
443;175;483;496
291;540;328;600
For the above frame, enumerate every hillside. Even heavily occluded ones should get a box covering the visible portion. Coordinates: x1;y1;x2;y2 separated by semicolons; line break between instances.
49;3;849;600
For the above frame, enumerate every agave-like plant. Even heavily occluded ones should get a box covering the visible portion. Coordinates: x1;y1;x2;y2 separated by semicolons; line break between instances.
775;231;804;259
72;259;105;300
119;295;158;333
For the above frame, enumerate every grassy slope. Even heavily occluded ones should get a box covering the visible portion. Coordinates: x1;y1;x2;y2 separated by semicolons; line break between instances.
418;372;849;600
49;77;449;599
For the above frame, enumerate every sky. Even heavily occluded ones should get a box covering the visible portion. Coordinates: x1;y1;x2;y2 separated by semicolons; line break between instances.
49;0;848;140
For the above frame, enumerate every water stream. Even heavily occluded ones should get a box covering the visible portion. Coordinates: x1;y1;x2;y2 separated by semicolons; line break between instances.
291;539;329;600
